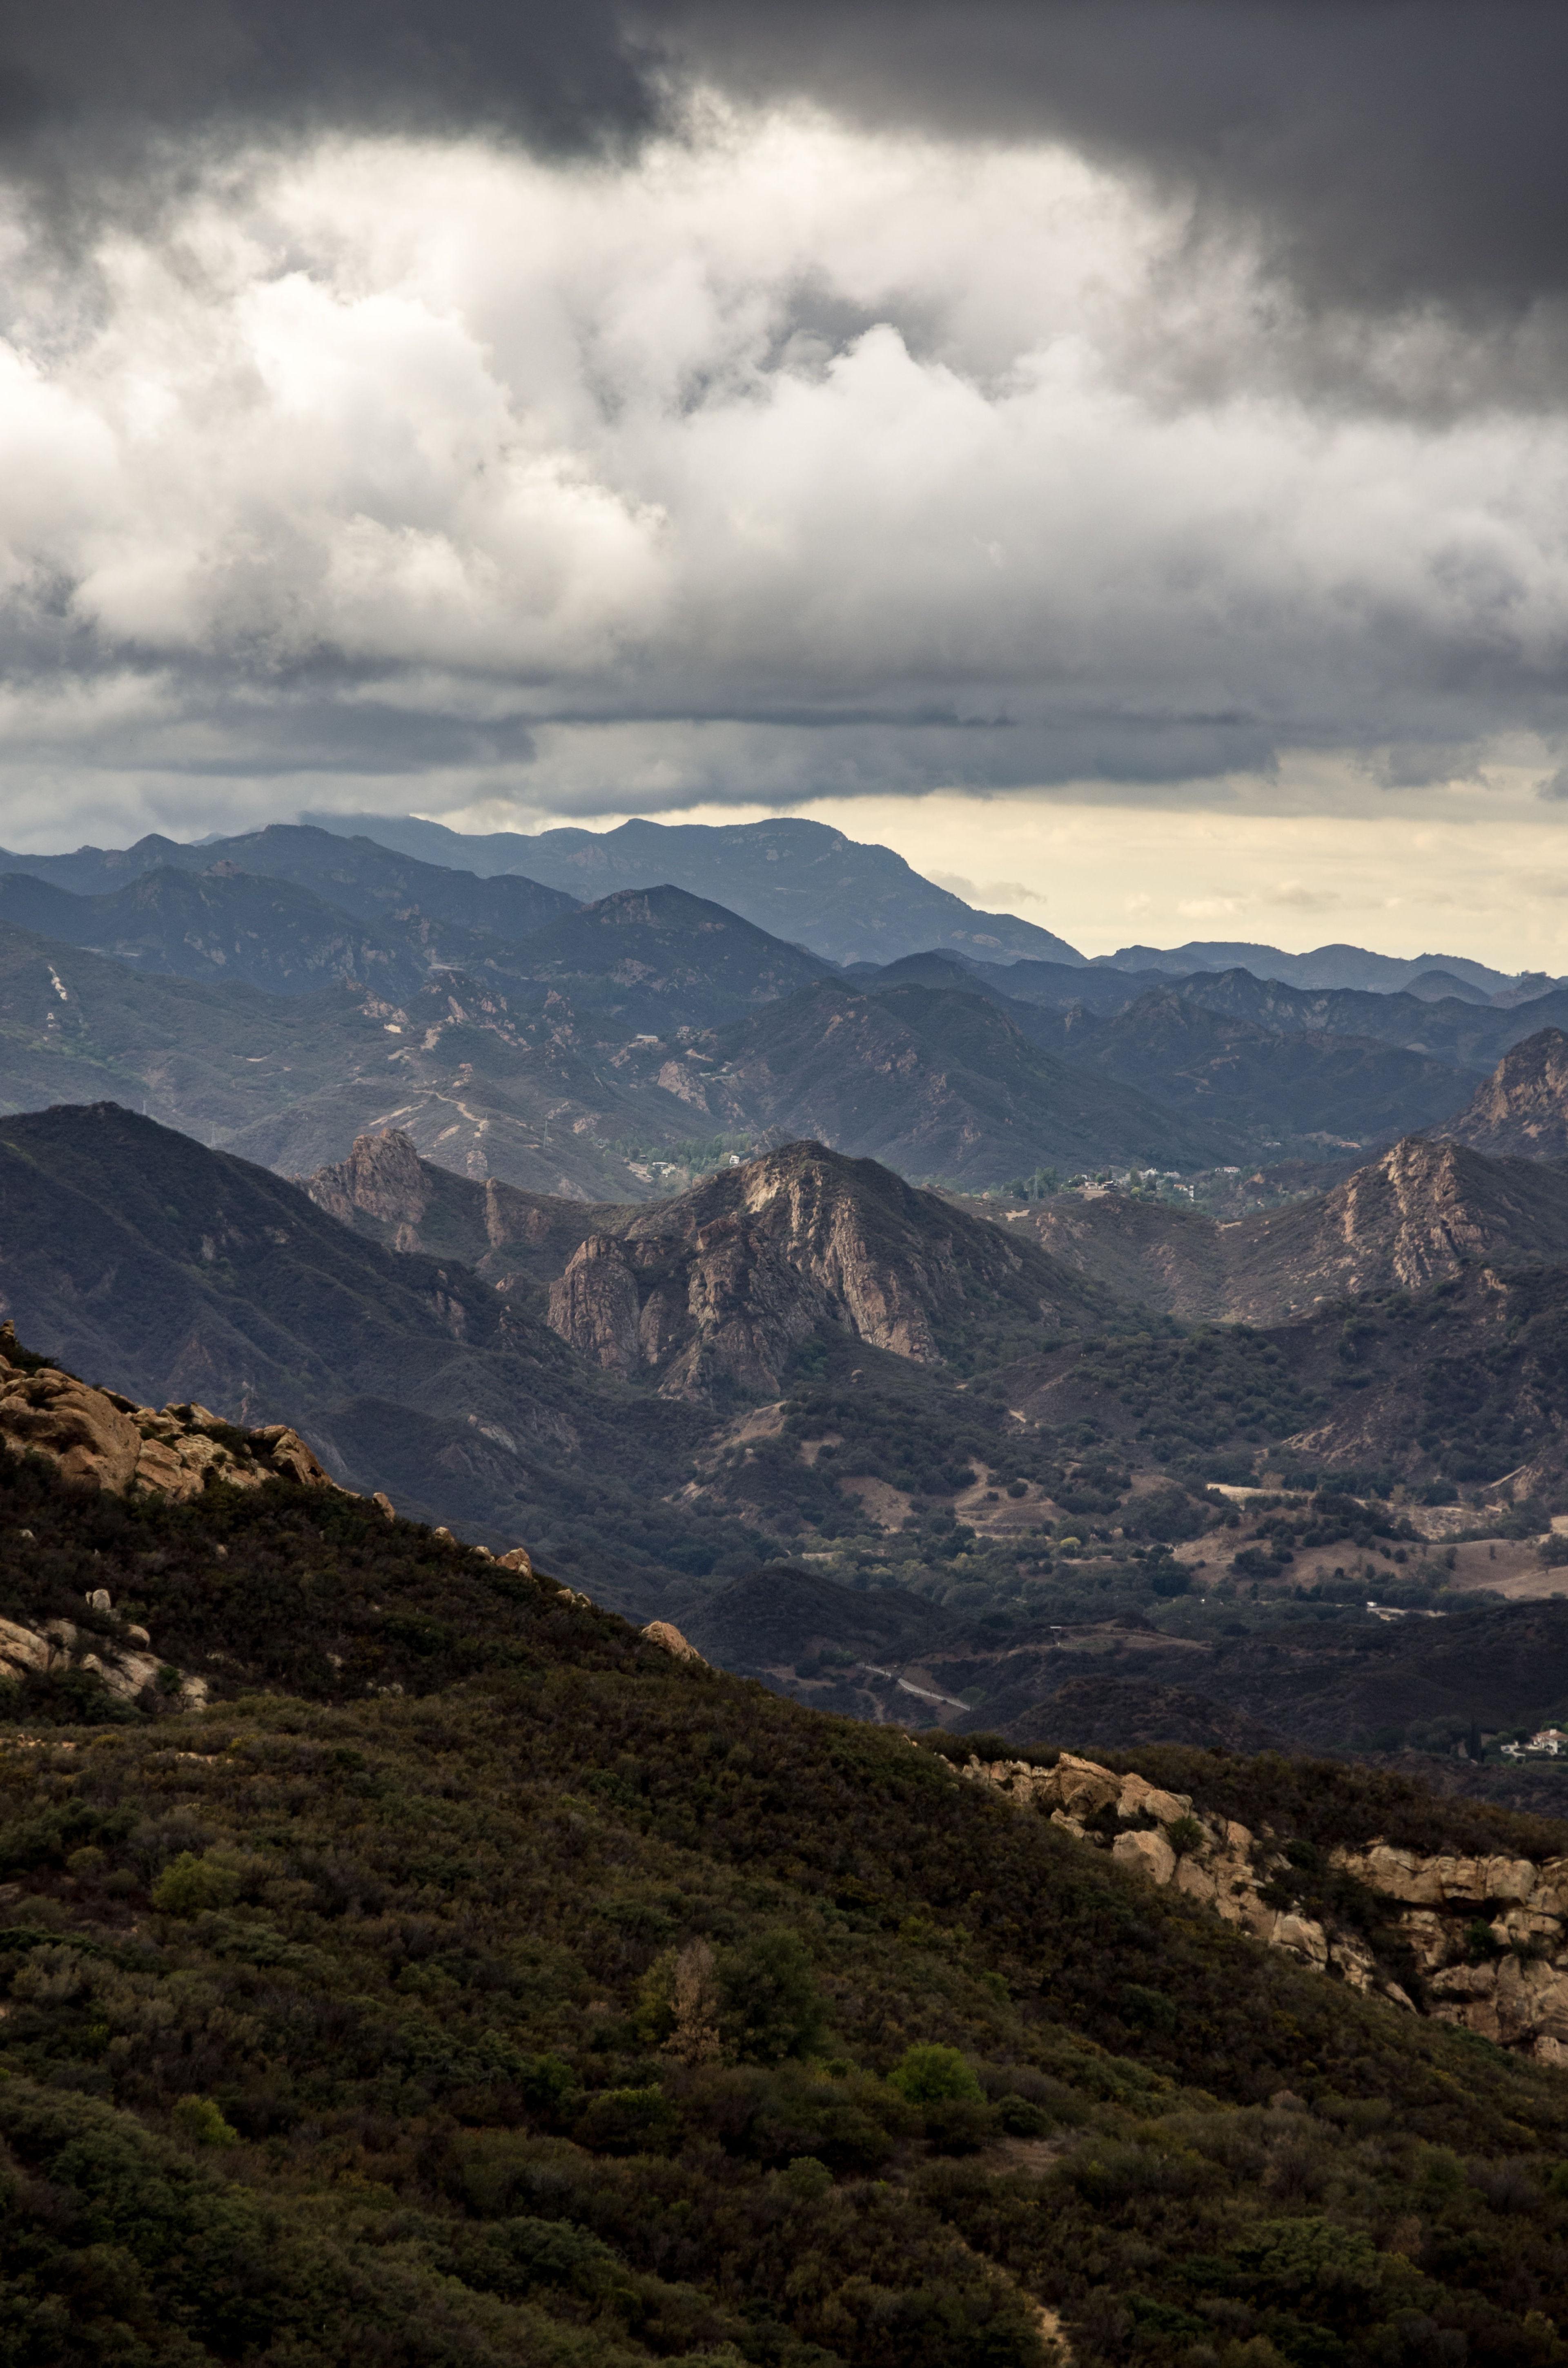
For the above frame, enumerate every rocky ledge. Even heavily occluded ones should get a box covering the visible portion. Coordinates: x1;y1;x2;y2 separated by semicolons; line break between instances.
963;1750;1568;2066
0;1323;343;1504
0;1594;207;1715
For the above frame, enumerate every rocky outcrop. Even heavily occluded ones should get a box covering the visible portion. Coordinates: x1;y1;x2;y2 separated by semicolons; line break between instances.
1330;1840;1568;2060
964;1749;1568;2063
0;1601;206;1712
641;1621;708;1664
964;1753;1389;1998
1436;1027;1568;1159
547;1236;645;1377
544;1139;1086;1399
298;1127;431;1249
0;1325;344;1504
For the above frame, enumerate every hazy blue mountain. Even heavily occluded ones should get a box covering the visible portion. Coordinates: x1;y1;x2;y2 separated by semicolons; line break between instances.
300;808;1086;968
1096;937;1523;994
0;824;577;939
506;883;838;1033
0;865;463;1000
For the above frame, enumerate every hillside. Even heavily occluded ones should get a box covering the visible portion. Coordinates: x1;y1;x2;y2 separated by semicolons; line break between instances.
1019;986;1472;1154
1437;1026;1568;1157
654;978;1232;1183
0;864;465;1000
12;1394;1568;2367
506;884;837;1034
0;917;703;1201
1002;1133;1568;1323
1099;937;1519;994
0;1101;767;1593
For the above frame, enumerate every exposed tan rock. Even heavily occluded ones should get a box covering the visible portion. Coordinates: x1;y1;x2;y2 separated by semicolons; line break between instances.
1112;1828;1176;1885
1437;1027;1568;1159
964;1745;1568;2063
497;1545;534;1575
641;1621;708;1665
543;1140;1048;1402
1116;1771;1192;1826
0;1616;51;1675
298;1126;431;1242
0;1331;345;1507
548;1235;644;1376
0;1602;206;1712
0;1365;143;1491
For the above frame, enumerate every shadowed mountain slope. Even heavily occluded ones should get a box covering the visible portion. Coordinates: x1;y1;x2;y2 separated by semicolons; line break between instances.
1005;984;1472;1154
0;1101;753;1588
0;919;701;1200
507;883;837;1033
659;978;1234;1184
0;864;481;1000
1097;937;1519;994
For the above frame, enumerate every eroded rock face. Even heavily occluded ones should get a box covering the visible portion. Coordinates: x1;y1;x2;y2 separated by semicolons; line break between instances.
548;1235;644;1376
299;1127;431;1242
543;1142;986;1399
1438;1026;1568;1159
964;1748;1568;2063
0;1326;345;1505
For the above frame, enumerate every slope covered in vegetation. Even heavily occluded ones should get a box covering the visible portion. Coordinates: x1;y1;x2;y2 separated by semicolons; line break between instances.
8;1425;1568;2367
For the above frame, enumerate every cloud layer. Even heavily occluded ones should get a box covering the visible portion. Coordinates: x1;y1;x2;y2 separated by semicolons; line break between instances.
2;87;1568;841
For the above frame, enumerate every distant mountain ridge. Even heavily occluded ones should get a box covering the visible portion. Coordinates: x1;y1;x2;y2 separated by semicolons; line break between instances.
303;809;1085;969
1098;936;1530;995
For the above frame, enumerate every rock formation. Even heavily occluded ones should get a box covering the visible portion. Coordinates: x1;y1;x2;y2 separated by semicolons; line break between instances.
544;1138;1088;1398
0;1602;206;1712
962;1749;1568;2065
298;1126;432;1250
1436;1026;1568;1159
641;1621;708;1664
0;1324;343;1504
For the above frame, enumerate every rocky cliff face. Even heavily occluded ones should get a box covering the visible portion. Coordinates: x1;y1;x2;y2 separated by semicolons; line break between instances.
1437;1027;1568;1158
965;1749;1568;2064
0;1323;344;1504
544;1139;1108;1398
299;1126;431;1250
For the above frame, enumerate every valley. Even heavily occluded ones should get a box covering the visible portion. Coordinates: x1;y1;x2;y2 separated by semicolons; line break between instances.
7;813;1568;1805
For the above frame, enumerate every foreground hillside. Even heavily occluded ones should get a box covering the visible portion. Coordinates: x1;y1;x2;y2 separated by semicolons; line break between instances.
11;1420;1568;2365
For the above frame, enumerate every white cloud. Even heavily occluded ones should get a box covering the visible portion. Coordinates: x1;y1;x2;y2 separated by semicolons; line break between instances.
2;101;1568;848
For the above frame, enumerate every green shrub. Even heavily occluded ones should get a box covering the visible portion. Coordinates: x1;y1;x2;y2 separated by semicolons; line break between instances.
887;2043;983;2105
170;2094;238;2147
149;1849;243;1914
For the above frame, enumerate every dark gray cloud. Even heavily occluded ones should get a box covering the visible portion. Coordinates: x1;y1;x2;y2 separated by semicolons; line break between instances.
650;2;1568;314
7;1;1568;314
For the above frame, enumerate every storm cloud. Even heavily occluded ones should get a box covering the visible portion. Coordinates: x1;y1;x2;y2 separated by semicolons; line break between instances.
1;2;1567;846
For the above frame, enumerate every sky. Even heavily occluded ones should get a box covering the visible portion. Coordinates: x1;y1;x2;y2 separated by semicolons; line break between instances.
2;1;1568;967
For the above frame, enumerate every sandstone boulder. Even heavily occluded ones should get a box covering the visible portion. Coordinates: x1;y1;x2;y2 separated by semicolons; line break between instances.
1118;1771;1193;1826
641;1621;708;1665
0;1366;143;1491
1053;1753;1122;1817
1112;1828;1176;1885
